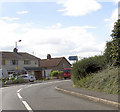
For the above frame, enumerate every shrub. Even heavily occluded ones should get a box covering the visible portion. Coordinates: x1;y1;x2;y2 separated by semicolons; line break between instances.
2;77;8;82
17;76;26;83
9;76;15;80
71;55;106;83
49;71;59;78
46;77;52;80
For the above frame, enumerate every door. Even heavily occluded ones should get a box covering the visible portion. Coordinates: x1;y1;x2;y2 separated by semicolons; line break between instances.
34;71;42;80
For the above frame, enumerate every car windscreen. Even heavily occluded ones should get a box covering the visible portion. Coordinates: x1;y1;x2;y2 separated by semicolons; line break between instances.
64;69;71;73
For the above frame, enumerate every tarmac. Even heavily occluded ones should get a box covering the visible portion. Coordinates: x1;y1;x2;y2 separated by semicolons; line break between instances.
55;80;120;109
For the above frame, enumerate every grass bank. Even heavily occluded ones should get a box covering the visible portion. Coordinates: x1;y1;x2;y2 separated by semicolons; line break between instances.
73;66;119;95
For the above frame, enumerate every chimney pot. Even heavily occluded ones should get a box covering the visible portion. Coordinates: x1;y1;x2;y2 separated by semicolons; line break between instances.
47;54;51;59
13;48;18;53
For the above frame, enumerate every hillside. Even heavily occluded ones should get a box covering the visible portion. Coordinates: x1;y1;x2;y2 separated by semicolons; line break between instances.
73;66;119;95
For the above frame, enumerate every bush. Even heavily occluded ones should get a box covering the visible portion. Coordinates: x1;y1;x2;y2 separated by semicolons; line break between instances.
49;71;59;78
9;76;15;80
2;77;8;82
46;77;52;80
71;55;106;83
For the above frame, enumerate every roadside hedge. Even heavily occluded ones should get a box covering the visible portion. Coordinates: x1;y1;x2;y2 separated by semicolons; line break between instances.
71;55;106;84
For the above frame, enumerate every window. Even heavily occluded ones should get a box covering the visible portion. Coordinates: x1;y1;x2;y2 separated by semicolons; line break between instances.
10;60;18;65
35;61;37;65
2;60;5;65
24;60;31;65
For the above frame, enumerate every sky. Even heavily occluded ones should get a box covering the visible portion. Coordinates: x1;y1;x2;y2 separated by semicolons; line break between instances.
0;0;119;61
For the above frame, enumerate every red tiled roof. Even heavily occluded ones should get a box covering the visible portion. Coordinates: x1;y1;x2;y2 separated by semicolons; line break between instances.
40;57;64;68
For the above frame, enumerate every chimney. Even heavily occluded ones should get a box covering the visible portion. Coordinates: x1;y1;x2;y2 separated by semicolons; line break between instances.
47;54;51;59
13;48;18;53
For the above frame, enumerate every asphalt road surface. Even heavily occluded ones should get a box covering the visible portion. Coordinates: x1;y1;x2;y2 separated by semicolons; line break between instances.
0;80;118;111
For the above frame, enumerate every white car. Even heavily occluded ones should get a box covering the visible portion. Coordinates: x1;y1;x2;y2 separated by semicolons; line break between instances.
20;74;36;82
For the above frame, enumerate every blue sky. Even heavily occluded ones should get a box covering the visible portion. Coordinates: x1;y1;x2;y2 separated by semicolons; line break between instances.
0;0;119;60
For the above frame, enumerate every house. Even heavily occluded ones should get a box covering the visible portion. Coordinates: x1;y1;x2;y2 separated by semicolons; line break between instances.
40;54;71;78
0;48;42;79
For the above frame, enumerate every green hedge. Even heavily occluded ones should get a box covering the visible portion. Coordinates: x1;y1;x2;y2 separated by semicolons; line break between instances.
71;55;106;83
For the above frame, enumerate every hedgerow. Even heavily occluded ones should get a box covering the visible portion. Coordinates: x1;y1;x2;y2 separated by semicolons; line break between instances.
71;55;106;84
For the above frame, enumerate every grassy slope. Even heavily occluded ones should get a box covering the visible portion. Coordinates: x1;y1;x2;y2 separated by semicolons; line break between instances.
74;66;119;95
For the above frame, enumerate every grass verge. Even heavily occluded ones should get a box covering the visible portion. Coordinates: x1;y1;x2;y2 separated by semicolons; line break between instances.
73;66;119;95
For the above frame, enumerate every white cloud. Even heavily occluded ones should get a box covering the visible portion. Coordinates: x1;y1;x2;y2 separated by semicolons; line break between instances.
82;26;96;29
112;0;120;3
0;20;105;58
16;11;29;15
0;0;57;2
104;18;110;22
46;23;62;29
57;0;101;16
1;17;19;21
110;8;118;29
104;8;119;31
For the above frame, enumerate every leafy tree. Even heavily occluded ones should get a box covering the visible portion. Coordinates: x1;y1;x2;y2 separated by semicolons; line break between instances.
104;19;120;66
111;19;120;39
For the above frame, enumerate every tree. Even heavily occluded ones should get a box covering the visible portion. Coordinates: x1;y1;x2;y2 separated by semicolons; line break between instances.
111;19;120;39
104;19;120;66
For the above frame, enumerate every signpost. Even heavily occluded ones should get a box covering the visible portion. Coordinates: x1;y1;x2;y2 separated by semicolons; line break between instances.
68;56;78;61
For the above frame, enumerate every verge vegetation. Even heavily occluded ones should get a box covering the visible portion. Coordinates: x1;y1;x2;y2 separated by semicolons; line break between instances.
73;66;119;94
71;19;120;95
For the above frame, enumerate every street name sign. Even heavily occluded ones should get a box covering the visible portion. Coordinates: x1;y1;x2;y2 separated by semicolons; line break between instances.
68;56;78;61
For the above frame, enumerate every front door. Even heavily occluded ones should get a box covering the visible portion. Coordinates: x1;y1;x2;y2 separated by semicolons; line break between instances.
34;71;42;80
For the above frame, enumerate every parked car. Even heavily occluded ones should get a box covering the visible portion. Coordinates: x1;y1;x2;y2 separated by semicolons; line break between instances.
20;74;36;82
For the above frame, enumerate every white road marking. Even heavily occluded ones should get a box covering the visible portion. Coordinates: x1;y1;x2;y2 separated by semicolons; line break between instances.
17;87;33;111
17;88;22;93
17;93;23;99
16;80;70;111
22;101;33;112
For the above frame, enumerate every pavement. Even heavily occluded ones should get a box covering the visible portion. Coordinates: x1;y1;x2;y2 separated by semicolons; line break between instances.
56;80;120;108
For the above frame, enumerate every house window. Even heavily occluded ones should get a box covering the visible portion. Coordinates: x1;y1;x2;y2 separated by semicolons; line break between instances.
10;60;18;65
24;60;31;65
1;60;5;65
35;61;37;65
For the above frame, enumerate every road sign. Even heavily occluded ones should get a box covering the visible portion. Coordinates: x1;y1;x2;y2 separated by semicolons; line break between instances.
68;56;78;61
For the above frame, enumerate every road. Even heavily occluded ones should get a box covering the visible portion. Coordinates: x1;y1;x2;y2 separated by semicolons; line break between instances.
0;80;117;111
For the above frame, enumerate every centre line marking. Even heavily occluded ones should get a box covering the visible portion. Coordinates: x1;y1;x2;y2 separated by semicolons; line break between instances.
22;101;33;112
17;93;22;99
17;88;22;93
